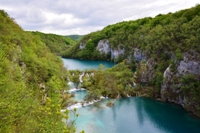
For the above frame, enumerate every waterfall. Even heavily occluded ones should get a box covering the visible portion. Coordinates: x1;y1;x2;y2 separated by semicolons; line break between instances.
79;72;85;83
126;93;130;97
68;88;86;93
63;96;106;111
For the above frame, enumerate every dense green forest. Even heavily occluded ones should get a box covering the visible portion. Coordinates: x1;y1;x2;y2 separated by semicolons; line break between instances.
66;35;83;41
64;4;200;60
0;10;77;132
31;31;76;55
64;5;200;116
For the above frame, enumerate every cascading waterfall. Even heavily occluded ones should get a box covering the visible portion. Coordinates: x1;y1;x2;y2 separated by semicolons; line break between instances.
79;72;84;83
65;73;107;110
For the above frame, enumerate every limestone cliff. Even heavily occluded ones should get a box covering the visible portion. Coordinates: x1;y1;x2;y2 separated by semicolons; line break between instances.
161;51;200;115
79;42;86;49
95;39;125;61
133;48;147;62
111;47;125;61
95;40;146;62
96;39;110;54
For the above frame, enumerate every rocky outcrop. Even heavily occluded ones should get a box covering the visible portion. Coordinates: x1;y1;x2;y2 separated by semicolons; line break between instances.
177;54;200;76
134;48;146;61
96;39;111;54
127;48;147;64
95;39;125;61
163;65;173;81
146;58;156;82
79;40;146;63
161;51;200;115
111;47;125;61
135;58;156;83
79;42;86;49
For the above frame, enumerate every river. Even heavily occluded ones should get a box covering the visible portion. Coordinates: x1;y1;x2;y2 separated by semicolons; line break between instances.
62;58;200;133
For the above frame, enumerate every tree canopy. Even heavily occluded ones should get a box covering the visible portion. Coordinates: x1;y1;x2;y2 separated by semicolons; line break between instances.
0;10;76;133
31;31;76;55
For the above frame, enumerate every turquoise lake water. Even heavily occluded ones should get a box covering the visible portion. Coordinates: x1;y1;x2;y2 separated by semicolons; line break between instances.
62;58;115;70
74;97;200;133
73;90;87;102
62;58;200;133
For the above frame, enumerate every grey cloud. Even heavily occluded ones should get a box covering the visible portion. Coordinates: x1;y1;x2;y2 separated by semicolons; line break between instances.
0;0;198;35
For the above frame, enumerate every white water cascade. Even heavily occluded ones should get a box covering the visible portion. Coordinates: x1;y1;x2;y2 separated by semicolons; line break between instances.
79;72;84;83
63;73;108;111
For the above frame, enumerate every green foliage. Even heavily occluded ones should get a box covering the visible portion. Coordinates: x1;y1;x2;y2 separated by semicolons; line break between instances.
175;49;183;61
180;74;200;100
64;4;200;62
69;70;81;88
31;31;76;55
63;31;108;60
180;74;200;115
0;10;75;132
66;35;83;41
81;62;134;99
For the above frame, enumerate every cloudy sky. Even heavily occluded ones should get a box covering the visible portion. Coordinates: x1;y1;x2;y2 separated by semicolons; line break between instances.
0;0;199;35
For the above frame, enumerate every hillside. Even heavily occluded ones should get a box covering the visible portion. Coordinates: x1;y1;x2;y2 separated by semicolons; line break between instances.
31;31;76;55
66;35;83;41
0;10;75;132
63;5;200;116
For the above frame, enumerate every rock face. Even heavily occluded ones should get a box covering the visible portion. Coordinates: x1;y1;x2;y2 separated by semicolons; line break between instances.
80;39;147;63
79;42;86;49
177;55;200;76
161;52;200;115
111;47;125;61
135;58;156;83
146;58;156;82
95;39;125;61
96;39;111;54
163;65;173;81
161;65;189;108
134;48;146;61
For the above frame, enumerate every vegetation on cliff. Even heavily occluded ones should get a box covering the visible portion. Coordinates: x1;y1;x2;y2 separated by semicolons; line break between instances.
0;10;76;132
64;4;200;60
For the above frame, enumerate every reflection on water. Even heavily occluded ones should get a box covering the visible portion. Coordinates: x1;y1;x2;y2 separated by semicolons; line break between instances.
74;97;200;133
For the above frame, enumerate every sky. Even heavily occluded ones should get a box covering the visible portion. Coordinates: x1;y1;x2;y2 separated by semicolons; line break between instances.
0;0;199;35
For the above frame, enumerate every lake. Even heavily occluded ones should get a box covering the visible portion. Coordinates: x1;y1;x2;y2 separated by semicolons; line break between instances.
62;58;200;133
62;58;115;70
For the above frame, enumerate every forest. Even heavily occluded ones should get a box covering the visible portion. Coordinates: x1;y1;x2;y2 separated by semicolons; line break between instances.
66;35;83;41
64;4;200;61
31;31;76;55
0;10;77;133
